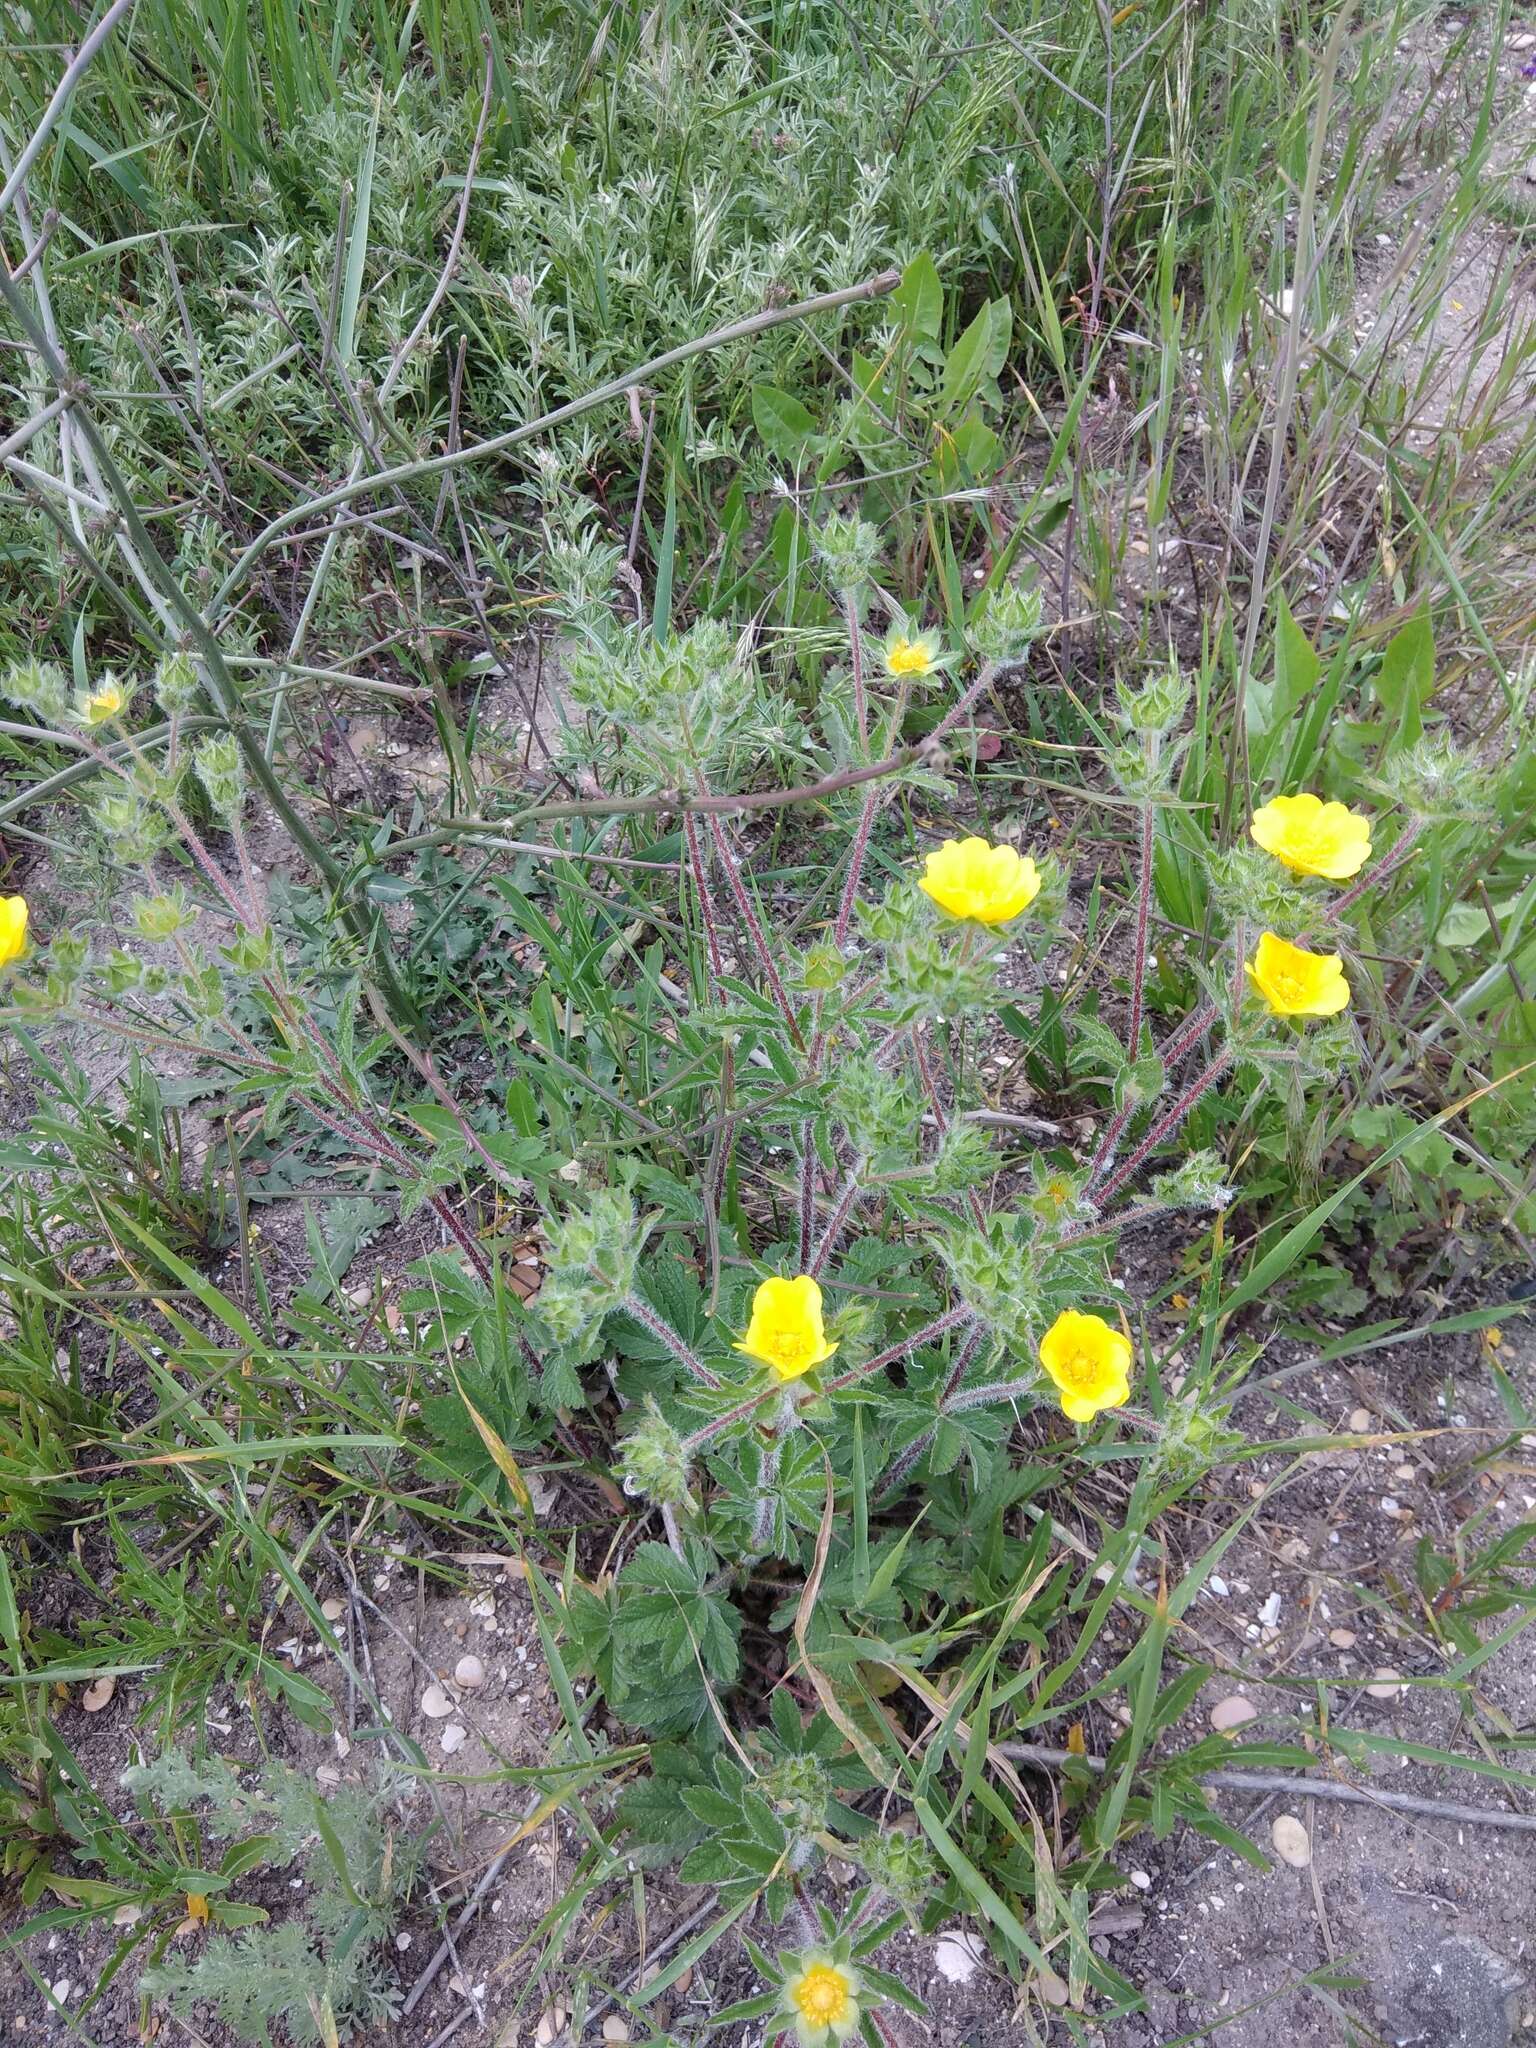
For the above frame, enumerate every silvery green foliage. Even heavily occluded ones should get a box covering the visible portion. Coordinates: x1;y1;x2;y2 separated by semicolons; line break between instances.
126;1754;417;2047
560;617;805;792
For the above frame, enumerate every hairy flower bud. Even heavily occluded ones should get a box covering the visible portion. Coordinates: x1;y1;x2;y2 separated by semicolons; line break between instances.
813;513;880;596
193;734;246;821
153;652;202;717
1375;736;1490;822
968;582;1044;667
1116;660;1190;738
1144;1148;1235;1213
132;887;196;942
618;1397;694;1509
536;1188;646;1349
858;1824;937;1908
4;658;72;725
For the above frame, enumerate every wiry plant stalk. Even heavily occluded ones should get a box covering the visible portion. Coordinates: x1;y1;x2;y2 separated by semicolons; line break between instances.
809;1163;865;1278
1095;1044;1235;1208
874;1317;987;1501
1126;798;1155;1054
623;1292;721;1390
706;813;803;1048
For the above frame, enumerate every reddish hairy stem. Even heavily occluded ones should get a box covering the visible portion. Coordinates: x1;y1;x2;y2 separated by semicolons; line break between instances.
809;1166;863;1278
1094;1045;1235;1207
623;1291;722;1390
706;812;803;1048
681;1304;971;1453
683;810;725;986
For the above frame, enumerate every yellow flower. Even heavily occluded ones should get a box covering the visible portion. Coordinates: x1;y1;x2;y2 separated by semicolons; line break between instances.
882;626;943;679
1249;792;1371;880
1038;1309;1133;1424
918;837;1040;925
184;1892;210;1925
784;1954;861;2045
0;896;28;966
733;1275;838;1381
1244;930;1350;1018
80;677;128;726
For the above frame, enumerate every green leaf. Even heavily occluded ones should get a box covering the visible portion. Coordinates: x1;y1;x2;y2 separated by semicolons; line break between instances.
1436;902;1490;949
1373;606;1435;748
936;298;1010;417
751;385;820;465
893;251;942;339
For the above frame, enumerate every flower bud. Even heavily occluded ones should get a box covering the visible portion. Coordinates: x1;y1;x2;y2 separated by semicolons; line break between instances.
617;1398;694;1510
193;734;246;821
968;581;1044;666
153;652;202;716
3;658;72;725
812;513;880;596
131;887;196;942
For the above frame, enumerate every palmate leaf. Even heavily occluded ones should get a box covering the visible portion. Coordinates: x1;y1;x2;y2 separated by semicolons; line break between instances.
605;1541;742;1735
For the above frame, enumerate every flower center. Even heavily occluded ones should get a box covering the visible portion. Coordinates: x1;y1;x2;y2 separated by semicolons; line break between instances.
772;1327;811;1366
887;639;929;676
793;1965;850;2026
1275;970;1303;1003
1057;1346;1099;1392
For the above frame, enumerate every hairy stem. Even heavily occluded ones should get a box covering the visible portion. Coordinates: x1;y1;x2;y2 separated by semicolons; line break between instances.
623;1292;721;1390
1094;1045;1235;1208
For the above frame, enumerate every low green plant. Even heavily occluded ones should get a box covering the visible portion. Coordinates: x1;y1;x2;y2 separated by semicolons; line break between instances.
127;1753;419;2046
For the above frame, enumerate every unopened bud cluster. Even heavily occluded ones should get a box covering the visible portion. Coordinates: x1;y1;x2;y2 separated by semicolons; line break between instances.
535;1188;644;1349
813;513;880;596
193;735;246;821
618;1397;694;1509
967;582;1044;667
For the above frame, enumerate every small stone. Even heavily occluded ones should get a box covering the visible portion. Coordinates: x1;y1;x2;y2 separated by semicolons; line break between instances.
420;1683;454;1719
1037;1964;1070;2007
1367;1668;1404;1699
315;1764;342;1788
934;1929;986;1984
1208;1575;1230;1597
80;1677;115;1713
602;2020;630;2043
345;1281;371;1306
112;1904;142;1928
1348;1407;1371;1431
1328;1628;1358;1649
1210;1695;1259;1732
1271;1815;1311;1867
1394;1464;1416;1485
1130;1870;1152;1891
454;1654;486;1690
49;1982;71;2005
1278;1538;1310;1565
534;2005;567;2045
1258;1592;1282;1628
440;1724;468;1756
396;1932;412;1952
320;1597;346;1622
